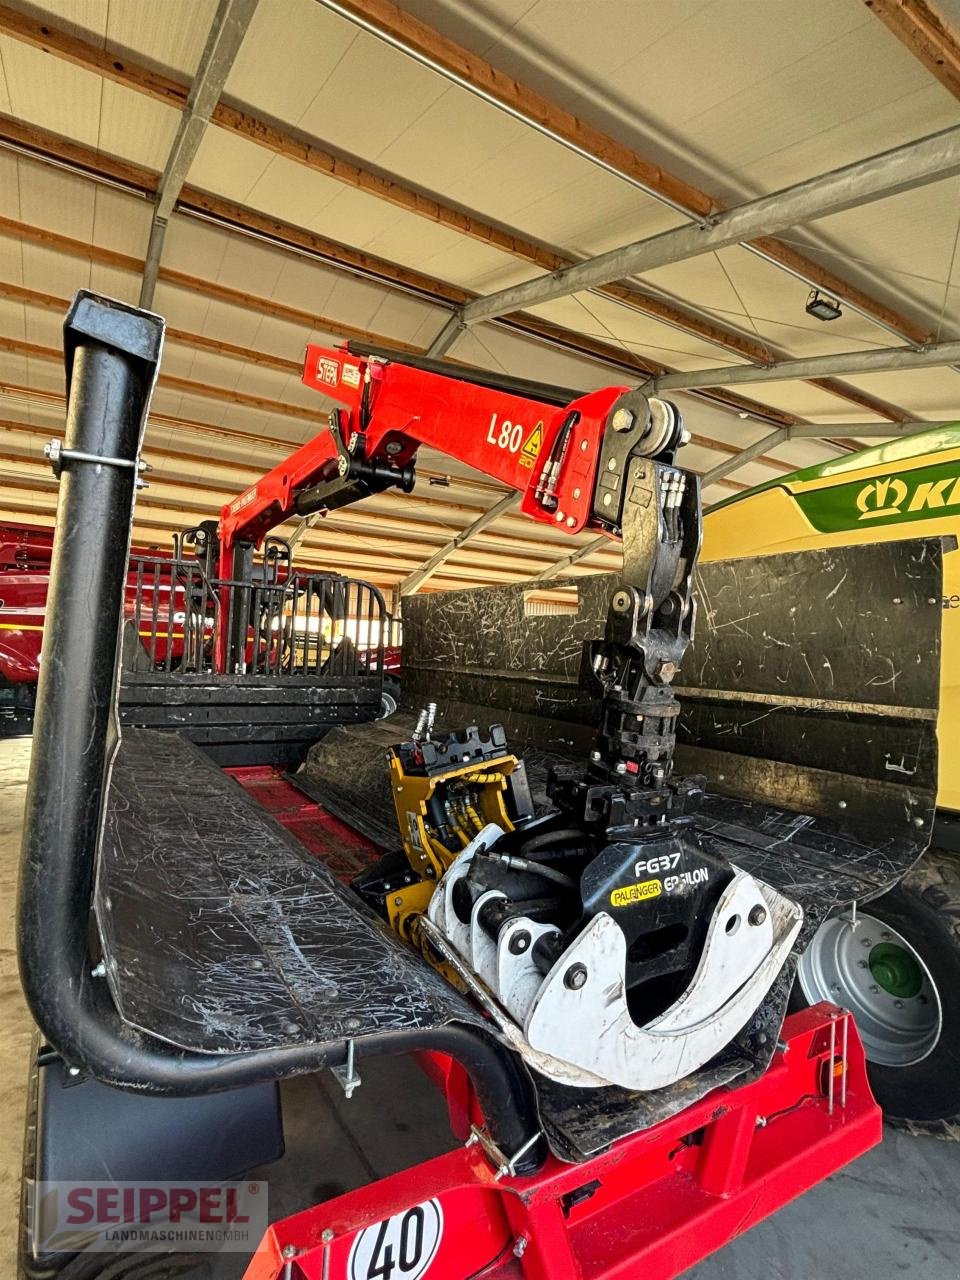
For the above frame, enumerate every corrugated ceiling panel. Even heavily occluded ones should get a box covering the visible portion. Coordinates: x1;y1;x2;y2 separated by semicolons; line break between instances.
662;15;955;196
97;81;180;171
105;0;218;78
841;368;960;415
671;245;904;352
28;0;107;41
19;242;92;297
0;38;101;146
524;291;755;368
811;177;960;321
14;158;97;241
721;83;959;201
707;378;883;421
0;42;11;114
225;0;359;123
89;182;152;256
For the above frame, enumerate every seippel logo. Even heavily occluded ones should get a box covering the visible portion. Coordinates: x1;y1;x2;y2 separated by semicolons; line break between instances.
856;471;960;521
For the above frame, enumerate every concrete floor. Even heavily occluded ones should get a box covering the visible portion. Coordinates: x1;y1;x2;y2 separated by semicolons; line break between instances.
2;735;958;1280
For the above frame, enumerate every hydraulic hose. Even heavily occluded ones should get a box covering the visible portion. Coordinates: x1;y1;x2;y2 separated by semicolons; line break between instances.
16;292;545;1175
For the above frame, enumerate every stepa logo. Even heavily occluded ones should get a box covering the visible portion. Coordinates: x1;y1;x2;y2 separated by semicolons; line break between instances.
856;472;960;521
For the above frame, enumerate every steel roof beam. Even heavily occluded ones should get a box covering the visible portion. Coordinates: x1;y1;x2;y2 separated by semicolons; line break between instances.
646;339;960;393
139;0;259;307
397;492;520;596
445;125;960;330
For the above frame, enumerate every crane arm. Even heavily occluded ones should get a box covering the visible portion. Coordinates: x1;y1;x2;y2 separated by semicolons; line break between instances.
216;341;700;796
217;342;686;572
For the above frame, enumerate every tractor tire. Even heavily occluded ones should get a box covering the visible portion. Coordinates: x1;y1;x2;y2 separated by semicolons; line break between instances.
793;848;960;1138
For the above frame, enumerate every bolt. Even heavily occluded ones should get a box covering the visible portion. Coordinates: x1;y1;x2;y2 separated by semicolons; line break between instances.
580;439;588;452
90;961;106;978
607;458;618;471
555;510;565;522
514;1236;529;1259
861;937;872;946
881;931;891;939
590;750;602;762
928;597;938;605
68;1066;80;1077
858;960;868;969
838;800;847;810
892;597;902;605
615;762;627;775
894;1000;904;1009
564;963;588;990
321;1229;335;1244
748;905;767;927
566;516;576;528
913;817;924;828
831;984;841;994
611;408;635;433
869;984;880;994
282;1243;299;1258
394;896;403;907
573;487;581;499
509;930;531;955
602;492;613;506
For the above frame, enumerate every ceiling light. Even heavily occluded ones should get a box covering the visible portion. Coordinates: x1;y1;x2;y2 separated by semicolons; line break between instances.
805;290;842;322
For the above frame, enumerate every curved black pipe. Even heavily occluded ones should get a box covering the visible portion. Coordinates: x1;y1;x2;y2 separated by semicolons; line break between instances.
17;292;545;1176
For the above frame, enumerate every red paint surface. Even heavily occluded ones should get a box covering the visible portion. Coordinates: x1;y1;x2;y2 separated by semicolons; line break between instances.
227;766;381;883
242;1005;881;1280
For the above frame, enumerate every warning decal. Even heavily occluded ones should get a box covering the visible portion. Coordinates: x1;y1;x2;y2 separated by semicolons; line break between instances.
518;421;544;469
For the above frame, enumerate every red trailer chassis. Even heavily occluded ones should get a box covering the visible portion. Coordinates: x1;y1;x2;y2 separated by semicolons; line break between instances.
234;769;881;1280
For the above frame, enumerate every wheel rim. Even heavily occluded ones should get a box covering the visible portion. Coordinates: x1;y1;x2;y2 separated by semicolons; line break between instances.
797;911;942;1067
379;688;398;718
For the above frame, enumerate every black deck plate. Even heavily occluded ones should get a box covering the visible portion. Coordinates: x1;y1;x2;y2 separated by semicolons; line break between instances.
95;729;485;1055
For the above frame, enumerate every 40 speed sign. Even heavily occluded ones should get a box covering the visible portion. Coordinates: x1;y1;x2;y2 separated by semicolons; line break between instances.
347;1200;443;1280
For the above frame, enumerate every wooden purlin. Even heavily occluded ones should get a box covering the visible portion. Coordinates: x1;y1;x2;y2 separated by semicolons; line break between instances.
864;0;960;100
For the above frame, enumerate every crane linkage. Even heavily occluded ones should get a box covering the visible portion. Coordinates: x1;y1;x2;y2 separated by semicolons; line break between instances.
218;342;698;794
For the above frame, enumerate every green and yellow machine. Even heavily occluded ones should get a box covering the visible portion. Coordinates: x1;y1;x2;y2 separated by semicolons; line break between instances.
702;426;960;1135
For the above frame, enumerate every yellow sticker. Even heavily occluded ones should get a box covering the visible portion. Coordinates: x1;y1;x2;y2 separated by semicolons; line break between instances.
610;879;662;908
518;421;544;469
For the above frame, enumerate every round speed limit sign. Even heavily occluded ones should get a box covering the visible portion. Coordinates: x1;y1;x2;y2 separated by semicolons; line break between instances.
346;1200;443;1280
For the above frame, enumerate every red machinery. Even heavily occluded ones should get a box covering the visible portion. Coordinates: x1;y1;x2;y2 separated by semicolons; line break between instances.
21;299;919;1280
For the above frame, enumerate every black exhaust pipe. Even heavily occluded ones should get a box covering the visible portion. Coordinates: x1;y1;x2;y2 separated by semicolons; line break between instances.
17;292;544;1173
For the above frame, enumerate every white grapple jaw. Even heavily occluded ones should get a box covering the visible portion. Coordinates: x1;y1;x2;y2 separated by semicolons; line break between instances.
425;824;803;1092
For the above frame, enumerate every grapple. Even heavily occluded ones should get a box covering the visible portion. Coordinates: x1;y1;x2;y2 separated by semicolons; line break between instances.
299;536;942;1130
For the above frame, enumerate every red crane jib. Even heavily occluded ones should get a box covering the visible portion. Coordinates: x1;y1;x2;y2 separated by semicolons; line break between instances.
216;343;627;573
